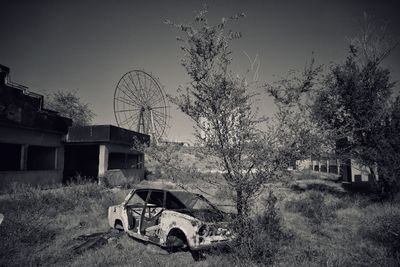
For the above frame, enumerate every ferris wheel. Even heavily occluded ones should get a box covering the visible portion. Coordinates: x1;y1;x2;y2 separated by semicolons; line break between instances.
113;70;169;142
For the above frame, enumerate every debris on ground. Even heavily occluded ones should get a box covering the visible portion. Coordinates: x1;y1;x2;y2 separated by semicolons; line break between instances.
71;229;124;254
0;213;3;225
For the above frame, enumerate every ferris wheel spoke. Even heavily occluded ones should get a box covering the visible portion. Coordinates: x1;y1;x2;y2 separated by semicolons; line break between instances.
152;114;165;136
143;78;157;101
152;111;166;128
149;96;165;107
118;83;143;108
115;107;142;113
150;113;161;136
146;76;158;103
152;108;167;120
146;84;160;104
133;72;147;104
128;112;138;130
124;76;146;106
138;73;150;103
140;74;151;104
119;112;139;126
115;96;139;108
142;74;151;102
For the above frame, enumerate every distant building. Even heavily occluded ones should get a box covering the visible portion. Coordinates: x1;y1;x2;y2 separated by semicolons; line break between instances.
0;64;149;190
296;157;377;189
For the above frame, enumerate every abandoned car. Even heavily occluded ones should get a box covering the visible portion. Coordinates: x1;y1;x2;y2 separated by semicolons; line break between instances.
108;188;235;251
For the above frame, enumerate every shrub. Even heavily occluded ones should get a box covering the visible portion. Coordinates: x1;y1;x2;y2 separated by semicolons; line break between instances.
285;191;335;224
294;169;320;180
359;203;400;257
232;190;288;264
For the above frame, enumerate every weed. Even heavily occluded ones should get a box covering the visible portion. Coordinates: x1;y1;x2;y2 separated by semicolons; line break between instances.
232;190;288;265
359;203;400;257
285;191;335;224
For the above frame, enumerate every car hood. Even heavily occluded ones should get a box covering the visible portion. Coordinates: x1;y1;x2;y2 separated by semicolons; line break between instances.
189;209;235;223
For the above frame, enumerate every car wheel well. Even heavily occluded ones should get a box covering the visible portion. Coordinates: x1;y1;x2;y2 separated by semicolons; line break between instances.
166;228;188;250
114;219;124;230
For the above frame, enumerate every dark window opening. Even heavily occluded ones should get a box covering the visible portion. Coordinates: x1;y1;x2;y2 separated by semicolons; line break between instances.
27;146;56;170
0;143;21;171
329;165;338;174
108;153;139;170
320;165;327;172
63;145;99;181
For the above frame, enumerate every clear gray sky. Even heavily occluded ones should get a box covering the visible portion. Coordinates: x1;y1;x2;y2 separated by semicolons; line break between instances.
1;0;399;142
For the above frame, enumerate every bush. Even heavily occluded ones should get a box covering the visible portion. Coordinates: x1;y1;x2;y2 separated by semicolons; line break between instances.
285;191;335;224
359;203;400;257
294;169;320;180
232;190;288;264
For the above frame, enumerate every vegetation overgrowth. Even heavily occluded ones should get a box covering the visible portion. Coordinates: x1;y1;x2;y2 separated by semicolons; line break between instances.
1;171;399;266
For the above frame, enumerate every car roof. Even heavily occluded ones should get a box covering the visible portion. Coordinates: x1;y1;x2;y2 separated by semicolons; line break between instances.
134;187;194;194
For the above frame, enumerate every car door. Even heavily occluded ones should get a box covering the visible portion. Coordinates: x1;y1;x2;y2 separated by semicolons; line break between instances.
139;190;165;235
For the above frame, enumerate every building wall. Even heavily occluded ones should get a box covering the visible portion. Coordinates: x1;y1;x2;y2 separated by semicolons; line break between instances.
0;170;63;189
350;160;377;185
296;157;377;188
0;125;65;190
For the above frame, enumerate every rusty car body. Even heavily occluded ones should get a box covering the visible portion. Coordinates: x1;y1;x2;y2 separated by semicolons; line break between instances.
108;188;234;251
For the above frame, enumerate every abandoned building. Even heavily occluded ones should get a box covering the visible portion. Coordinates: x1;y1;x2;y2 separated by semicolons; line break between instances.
0;64;149;190
0;64;72;189
65;125;149;186
296;158;377;188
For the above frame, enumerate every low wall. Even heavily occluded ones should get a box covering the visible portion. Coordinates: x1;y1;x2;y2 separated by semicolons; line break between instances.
0;170;63;191
102;168;144;187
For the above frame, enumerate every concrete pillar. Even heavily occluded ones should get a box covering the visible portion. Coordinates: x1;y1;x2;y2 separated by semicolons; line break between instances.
56;147;65;171
326;159;330;173
98;144;109;179
20;145;28;170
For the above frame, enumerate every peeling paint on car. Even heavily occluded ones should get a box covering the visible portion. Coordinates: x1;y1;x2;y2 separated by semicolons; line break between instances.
107;188;235;251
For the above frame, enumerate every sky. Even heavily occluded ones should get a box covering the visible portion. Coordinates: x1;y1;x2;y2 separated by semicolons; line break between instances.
1;0;399;143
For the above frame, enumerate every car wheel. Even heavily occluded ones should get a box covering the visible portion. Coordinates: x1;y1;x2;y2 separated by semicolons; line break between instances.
166;230;188;252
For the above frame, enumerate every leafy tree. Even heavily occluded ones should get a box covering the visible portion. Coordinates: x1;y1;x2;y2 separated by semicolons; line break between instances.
269;14;400;198
310;14;399;197
165;9;295;228
46;90;95;126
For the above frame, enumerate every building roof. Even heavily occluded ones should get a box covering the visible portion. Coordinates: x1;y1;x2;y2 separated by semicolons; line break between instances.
65;125;150;145
0;64;72;134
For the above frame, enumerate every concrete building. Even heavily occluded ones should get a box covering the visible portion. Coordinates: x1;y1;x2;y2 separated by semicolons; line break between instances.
296;157;377;188
64;125;149;186
0;64;72;189
0;64;150;190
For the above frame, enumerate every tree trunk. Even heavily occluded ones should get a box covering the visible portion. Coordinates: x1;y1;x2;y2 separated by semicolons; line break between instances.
236;188;246;234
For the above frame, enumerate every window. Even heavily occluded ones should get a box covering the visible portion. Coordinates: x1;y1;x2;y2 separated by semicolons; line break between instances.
0;143;21;171
127;190;149;206
108;153;140;169
27;146;56;170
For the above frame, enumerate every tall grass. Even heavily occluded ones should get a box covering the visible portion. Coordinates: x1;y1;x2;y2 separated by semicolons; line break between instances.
0;182;126;266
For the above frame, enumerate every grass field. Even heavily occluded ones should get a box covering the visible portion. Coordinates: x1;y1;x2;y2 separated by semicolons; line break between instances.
1;172;399;266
